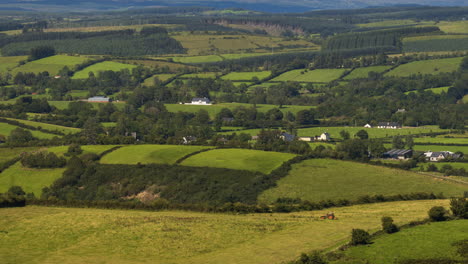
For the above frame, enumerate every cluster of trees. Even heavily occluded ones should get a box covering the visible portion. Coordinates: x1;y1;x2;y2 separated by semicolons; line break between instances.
0;186;27;208
426;163;468;177
20;150;66;168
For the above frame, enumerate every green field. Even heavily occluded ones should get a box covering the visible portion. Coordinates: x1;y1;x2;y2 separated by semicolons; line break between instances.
297;126;445;139
0;200;450;264
165;103;313;118
340;220;468;264
47;145;119;157
258;159;467;203
11;55;89;75
417;162;468;172
5;118;80;134
438;21;468;34
100;145;212;165
271;69;348;83
405;86;451;95
47;101;126;111
0;162;65;195
221;71;271;81
170;55;224;64
385;57;463;77
142;74;177;86
72;61;138;79
412;145;468;154
181;149;296;174
179;72;220;79
0;147;38;164
0;56;27;73
414;136;468;145
0;122;58;139
344;66;392;80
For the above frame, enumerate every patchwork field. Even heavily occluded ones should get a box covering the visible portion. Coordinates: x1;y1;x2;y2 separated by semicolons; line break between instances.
438;20;468;34
5;118;80;134
0;147;38;164
258;159;467;203
271;69;348;83
114;59;195;71
142;74;177;86
412;144;468;154
414;136;468;145
221;71;271;81
405;86;450;95
385;57;463;77
179;72;220;79
11;55;89;75
165;103;313;118
0;162;65;195
100;145;212;165
340;220;468;264
344;66;392;80
0;56;27;73
296;126;445;139
170;55;224;64
72;61;138;79
0;200;450;264
0;122;58;139
180;148;296;174
47;145;119;156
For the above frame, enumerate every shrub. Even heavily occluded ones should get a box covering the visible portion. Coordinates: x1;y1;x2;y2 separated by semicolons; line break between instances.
8;186;25;196
350;228;371;245
294;252;328;264
381;216;399;234
450;198;468;219
428;206;448;221
66;144;83;156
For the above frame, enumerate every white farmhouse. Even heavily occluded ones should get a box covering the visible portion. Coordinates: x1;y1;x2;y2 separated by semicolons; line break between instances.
364;124;372;128
315;132;330;141
88;96;110;103
191;97;211;105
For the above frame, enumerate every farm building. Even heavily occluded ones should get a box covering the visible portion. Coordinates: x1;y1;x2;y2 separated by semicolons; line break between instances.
364;124;372;128
423;151;460;162
281;132;295;142
298;136;313;142
191;97;211;105
377;122;401;129
88;96;110;103
182;136;197;144
315;132;330;141
383;149;413;160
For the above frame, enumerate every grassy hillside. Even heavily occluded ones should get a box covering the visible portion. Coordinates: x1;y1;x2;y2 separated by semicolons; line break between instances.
0;56;27;73
100;145;212;165
0;200;450;264
344;66;392;80
0;122;58;139
72;61;137;79
258;159;467;203
5;118;80;134
11;55;88;75
339;220;468;264
386;57;463;77
0;162;65;195
272;69;348;83
180;149;296;174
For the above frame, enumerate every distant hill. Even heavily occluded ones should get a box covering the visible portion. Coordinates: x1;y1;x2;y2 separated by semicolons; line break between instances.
1;0;467;13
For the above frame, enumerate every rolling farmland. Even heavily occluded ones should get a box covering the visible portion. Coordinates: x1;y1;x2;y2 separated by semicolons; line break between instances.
385;57;463;77
11;55;89;75
72;61;138;79
221;71;271;81
258;159;467;203
344;66;392;80
0;122;58;139
272;69;348;83
0;56;27;73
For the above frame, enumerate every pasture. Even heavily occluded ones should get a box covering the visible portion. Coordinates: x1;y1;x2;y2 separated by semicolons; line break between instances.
258;159;467;203
343;66;392;80
179;72;220;79
100;145;212;165
0;162;65;195
170;55;224;64
47;145;119;157
271;69;348;83
11;55;89;75
5;118;80;134
385;57;463;77
0;147;38;164
221;71;271;81
341;220;468;264
0;122;58;139
0;200;450;264
72;61;137;79
414;136;468;145
296;126;445;139
0;56;27;73
412;145;468;154
165;103;313;118
438;20;468;34
142;74;177;86
180;148;296;174
114;59;195;71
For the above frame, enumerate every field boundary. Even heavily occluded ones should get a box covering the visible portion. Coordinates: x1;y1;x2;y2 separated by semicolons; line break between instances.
174;147;218;164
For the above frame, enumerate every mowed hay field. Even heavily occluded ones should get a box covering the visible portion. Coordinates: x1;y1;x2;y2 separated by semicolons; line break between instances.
100;145;212;165
341;220;468;264
0;122;58;139
385;57;463;77
221;71;271;81
180;149;296;174
343;66;392;80
272;69;348;83
0;56;27;73
0;200;450;264
11;55;89;75
297;126;445;139
258;159;467;203
72;61;137;79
